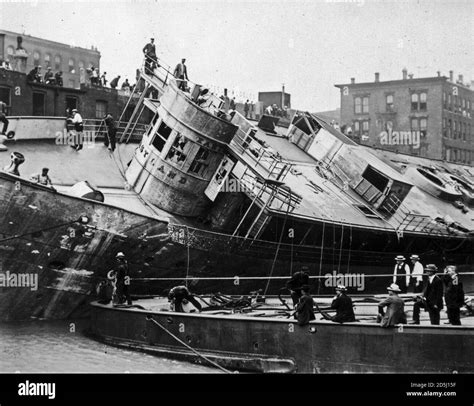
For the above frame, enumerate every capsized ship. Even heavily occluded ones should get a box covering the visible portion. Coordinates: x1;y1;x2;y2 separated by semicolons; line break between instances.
0;58;473;321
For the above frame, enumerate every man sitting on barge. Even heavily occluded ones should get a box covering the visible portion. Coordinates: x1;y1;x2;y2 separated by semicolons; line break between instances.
294;285;315;326
328;285;356;323
377;283;407;327
167;285;202;313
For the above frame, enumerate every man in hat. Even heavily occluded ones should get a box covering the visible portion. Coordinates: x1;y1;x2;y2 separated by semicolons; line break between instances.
443;265;464;325
328;285;356;323
410;254;424;293
173;58;189;91
286;266;310;306
294;284;315;326
377;283;407;327
411;264;443;325
110;252;132;305
392;255;410;293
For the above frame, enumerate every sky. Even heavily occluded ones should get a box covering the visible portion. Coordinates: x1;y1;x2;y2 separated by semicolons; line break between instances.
0;0;472;111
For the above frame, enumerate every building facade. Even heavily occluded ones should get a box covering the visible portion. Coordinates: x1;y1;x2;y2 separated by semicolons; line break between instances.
0;29;100;89
335;70;473;165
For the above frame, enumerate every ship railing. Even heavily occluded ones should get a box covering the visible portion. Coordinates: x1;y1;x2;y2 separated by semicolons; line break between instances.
235;170;301;212
82;119;150;143
230;128;292;182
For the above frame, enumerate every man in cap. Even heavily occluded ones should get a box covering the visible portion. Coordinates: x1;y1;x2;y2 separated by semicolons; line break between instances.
377;283;407;327
143;38;157;75
110;252;132;305
443;265;464;325
173;58;189;91
411;264;443;325
328;285;356;323
410;254;424;293
286;266;310;306
294;284;315;326
392;255;410;293
167;285;202;313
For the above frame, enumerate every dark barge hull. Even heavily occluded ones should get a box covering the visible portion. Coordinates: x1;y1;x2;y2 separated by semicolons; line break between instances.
88;302;474;373
1;171;473;321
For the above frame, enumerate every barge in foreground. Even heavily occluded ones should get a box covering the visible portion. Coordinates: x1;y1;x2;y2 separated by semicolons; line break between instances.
88;295;474;373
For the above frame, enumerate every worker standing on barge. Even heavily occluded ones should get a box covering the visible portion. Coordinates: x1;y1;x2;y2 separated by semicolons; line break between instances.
294;285;315;326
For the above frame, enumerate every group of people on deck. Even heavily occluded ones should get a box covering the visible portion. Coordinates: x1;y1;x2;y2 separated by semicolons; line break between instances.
287;259;466;327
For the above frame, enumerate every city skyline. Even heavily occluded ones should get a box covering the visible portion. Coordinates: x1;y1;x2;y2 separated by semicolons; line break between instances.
0;0;472;111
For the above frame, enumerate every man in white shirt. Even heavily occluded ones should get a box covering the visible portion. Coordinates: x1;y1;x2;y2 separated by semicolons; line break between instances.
410;254;424;293
71;109;84;151
392;255;410;293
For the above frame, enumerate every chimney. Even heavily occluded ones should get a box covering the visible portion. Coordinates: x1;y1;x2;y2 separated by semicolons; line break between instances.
375;72;380;82
350;77;355;84
449;70;453;82
437;71;441;77
458;74;463;84
402;68;408;80
408;73;414;79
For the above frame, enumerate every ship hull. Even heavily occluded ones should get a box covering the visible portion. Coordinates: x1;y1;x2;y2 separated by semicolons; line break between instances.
88;302;474;373
0;171;473;321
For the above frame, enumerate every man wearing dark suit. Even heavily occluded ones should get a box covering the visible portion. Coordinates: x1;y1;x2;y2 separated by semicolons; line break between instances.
328;285;356;323
143;38;157;75
295;285;315;326
411;264;443;325
286;266;310;306
443;265;464;325
173;58;189;91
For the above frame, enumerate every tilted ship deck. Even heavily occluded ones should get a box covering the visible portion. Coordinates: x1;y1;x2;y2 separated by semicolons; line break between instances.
0;58;473;320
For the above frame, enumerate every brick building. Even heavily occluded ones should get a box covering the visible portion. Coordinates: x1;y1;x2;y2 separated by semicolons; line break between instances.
0;29;100;89
335;69;473;165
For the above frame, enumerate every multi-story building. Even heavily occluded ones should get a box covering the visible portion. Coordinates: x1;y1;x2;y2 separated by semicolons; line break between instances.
335;69;473;165
0;29;100;89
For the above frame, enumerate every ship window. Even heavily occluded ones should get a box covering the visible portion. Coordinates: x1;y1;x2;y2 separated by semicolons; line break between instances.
189;147;210;176
166;134;188;166
362;166;389;192
152;121;172;152
354;205;379;218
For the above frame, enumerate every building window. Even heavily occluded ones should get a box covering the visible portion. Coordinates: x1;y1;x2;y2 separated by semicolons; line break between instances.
354;97;361;114
32;91;45;116
443;92;447;109
442;118;447;138
188;147;210;176
419;92;427;110
166;133;188;167
447;119;452;138
362;120;369;132
152;121;172;152
411;93;419;110
68;79;75;88
54;55;61;70
386;94;394;111
33;51;41;66
448;94;452;110
0;87;12;115
362;97;369;113
65;96;78;112
95;100;107;118
68;58;75;73
354;121;360;132
411;118;419;131
7;46;14;57
44;53;51;68
419;118;427;138
462;122;467;141
453;121;457;139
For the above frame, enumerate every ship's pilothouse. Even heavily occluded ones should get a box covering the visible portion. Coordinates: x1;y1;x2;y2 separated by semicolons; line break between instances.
124;60;299;238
